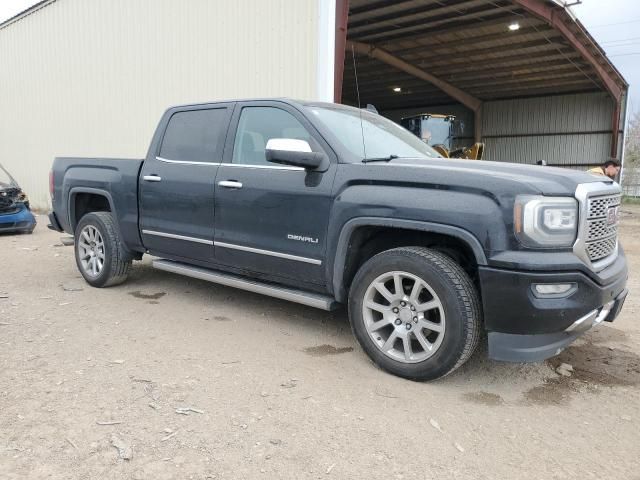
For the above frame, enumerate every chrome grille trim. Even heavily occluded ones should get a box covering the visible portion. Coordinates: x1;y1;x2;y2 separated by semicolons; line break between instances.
586;192;621;261
587;236;617;261
574;182;622;271
586;218;617;242
588;194;620;220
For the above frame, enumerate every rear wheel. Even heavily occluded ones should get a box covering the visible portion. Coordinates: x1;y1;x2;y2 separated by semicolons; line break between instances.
348;247;481;381
74;212;131;287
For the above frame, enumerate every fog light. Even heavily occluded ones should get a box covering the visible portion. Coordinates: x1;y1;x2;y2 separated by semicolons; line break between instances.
532;283;577;298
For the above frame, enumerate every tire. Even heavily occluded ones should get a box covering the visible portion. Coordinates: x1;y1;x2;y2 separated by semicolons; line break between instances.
348;247;481;381
74;212;131;287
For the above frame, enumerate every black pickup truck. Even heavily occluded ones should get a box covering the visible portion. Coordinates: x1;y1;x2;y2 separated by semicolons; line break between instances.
48;99;628;380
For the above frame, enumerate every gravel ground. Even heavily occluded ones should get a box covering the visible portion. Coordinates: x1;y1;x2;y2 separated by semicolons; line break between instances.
1;208;639;479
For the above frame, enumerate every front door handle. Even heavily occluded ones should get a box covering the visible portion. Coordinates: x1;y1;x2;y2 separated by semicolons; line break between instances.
218;180;243;189
143;175;162;182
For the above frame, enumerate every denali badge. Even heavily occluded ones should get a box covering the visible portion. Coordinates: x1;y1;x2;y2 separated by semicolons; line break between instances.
607;205;620;226
287;234;318;244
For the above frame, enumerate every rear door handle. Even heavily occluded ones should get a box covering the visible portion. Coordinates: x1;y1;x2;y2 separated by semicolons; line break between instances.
218;180;243;189
143;175;162;182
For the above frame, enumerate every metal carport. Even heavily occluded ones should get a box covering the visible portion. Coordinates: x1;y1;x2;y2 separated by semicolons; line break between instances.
334;0;629;169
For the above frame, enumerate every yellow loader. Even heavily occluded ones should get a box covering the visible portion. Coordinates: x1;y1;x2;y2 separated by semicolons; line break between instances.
400;113;484;160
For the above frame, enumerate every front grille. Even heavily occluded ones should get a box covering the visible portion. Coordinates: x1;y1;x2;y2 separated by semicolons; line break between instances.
586;193;620;261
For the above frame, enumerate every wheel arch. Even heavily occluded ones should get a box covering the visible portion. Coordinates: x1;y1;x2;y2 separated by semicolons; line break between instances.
332;218;487;303
68;187;115;232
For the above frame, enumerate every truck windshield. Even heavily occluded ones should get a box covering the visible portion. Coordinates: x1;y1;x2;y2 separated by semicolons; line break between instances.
305;106;442;162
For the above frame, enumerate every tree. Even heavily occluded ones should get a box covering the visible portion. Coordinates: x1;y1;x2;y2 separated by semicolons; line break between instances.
623;111;640;195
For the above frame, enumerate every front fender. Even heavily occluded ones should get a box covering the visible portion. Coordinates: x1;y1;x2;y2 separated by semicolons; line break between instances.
329;217;488;303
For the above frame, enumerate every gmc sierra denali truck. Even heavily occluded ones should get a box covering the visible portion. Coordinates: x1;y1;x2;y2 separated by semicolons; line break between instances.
48;99;628;380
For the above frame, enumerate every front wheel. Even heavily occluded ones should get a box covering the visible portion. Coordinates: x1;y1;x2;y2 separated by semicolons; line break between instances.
74;212;131;287
348;247;481;381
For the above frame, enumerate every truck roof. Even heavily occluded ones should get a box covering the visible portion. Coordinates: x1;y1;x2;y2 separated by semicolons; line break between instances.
164;98;359;113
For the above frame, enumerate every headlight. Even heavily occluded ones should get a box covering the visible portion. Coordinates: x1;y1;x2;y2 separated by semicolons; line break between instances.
514;195;578;247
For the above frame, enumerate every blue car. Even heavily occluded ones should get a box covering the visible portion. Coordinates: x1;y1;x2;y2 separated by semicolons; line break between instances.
0;163;36;234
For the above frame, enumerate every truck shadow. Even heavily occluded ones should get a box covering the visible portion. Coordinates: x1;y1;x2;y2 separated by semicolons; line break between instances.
123;259;352;334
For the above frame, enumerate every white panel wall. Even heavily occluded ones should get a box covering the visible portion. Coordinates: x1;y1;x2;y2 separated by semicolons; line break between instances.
0;0;321;208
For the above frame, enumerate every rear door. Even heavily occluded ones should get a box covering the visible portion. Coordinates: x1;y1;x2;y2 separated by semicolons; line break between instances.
213;101;337;285
139;104;233;263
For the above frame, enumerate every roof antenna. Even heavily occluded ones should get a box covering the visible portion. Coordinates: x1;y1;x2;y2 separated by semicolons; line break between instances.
351;43;367;160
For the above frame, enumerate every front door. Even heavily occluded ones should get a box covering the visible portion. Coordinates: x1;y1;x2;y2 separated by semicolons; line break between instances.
139;104;233;263
213;102;337;286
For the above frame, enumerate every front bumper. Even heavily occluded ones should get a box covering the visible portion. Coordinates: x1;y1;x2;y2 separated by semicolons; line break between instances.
488;289;627;362
480;250;628;362
0;204;36;233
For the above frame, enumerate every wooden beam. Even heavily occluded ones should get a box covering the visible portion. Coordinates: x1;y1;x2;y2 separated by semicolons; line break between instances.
442;58;588;82
345;48;591;82
348;65;592;94
349;0;414;16
356;89;448;103
479;86;599;101
389;25;553;57
343;51;585;84
334;0;349;103
430;48;580;73
402;38;566;64
357;82;442;96
472;78;596;97
375;15;527;46
351;76;451;92
349;0;485;30
409;42;572;69
347;40;482;113
456;69;592;89
349;3;518;43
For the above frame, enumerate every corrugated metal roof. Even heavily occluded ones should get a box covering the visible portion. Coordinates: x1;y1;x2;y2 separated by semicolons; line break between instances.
342;0;628;109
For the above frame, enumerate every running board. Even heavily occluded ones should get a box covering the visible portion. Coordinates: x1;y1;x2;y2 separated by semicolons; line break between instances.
152;259;339;311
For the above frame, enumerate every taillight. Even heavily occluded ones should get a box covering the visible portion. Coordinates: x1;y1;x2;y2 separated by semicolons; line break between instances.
49;170;54;199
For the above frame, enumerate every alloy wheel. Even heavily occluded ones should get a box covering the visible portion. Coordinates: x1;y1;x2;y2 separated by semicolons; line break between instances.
362;271;446;363
77;225;105;277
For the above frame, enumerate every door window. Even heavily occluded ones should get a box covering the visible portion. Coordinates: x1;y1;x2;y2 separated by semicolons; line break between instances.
232;107;315;166
160;108;228;162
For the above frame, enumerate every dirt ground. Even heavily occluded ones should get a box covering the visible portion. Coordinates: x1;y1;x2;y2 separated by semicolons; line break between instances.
1;209;639;480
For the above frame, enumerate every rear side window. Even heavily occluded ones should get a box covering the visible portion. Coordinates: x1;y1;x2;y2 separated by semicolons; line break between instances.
160;108;227;162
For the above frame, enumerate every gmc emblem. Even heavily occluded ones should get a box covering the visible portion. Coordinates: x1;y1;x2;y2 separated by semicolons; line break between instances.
607;205;620;226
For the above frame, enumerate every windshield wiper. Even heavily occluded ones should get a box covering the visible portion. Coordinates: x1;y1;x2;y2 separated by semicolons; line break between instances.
362;155;399;163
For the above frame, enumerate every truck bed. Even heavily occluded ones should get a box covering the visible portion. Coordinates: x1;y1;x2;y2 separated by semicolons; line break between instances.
50;156;144;250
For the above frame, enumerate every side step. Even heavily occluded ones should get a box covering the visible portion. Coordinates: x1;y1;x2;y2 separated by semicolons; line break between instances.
152;259;340;311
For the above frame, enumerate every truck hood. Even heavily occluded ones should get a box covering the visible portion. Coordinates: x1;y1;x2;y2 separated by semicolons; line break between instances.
0;162;20;189
383;157;613;196
0;163;31;213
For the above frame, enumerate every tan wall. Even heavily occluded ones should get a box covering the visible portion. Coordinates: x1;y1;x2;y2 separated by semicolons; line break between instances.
0;0;322;208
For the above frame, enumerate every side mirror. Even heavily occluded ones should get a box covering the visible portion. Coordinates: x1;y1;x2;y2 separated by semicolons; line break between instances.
265;138;326;170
